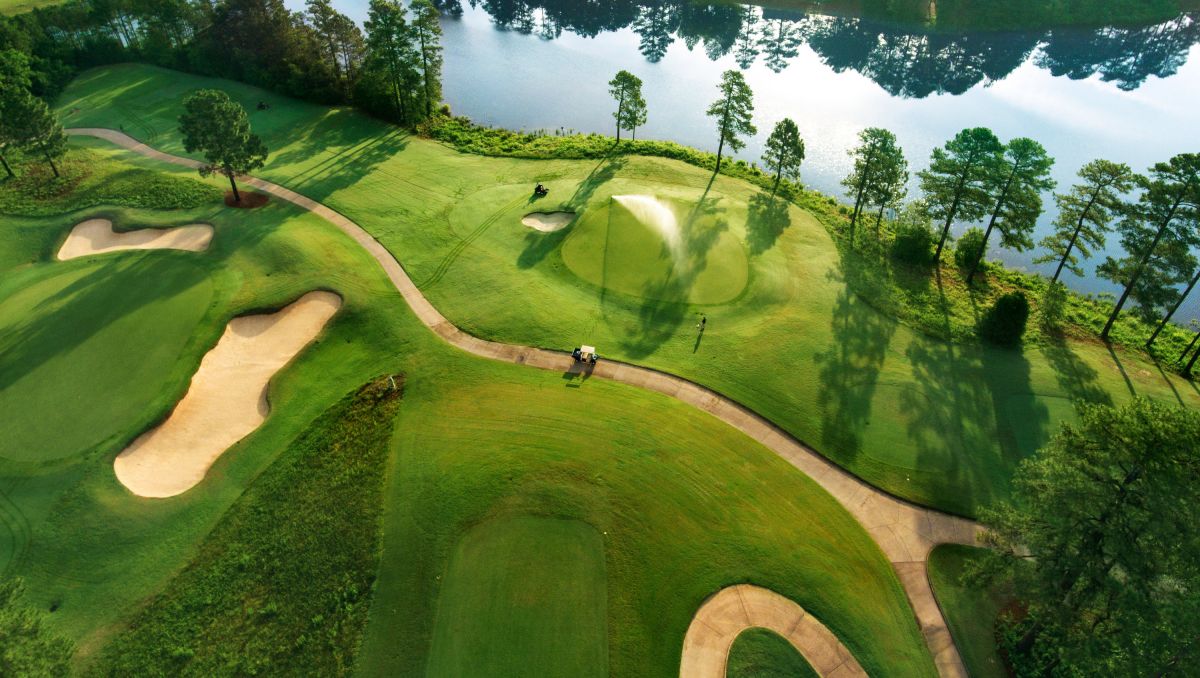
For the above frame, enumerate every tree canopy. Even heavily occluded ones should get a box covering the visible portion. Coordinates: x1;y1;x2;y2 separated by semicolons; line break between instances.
918;127;1004;262
965;137;1055;283
841;127;905;239
1036;159;1138;283
976;398;1200;676
608;70;648;143
761;117;804;197
705;69;755;174
1098;153;1200;340
178;89;268;202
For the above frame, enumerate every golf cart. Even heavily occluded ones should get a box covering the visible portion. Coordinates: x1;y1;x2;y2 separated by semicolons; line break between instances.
572;345;599;366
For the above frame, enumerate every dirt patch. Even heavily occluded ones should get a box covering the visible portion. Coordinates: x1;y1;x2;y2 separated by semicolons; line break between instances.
225;191;270;208
521;211;575;232
57;218;213;260
113;291;342;498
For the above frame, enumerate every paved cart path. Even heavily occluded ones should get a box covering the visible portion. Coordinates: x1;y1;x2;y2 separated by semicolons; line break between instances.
70;128;980;677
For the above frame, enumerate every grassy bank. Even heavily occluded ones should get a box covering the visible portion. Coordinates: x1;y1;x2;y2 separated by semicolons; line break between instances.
54;63;1200;518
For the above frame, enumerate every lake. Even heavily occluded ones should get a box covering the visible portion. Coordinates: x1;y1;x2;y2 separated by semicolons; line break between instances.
294;0;1200;316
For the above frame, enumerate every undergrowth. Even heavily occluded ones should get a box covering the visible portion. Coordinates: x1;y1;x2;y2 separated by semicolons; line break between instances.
89;375;404;677
0;148;220;216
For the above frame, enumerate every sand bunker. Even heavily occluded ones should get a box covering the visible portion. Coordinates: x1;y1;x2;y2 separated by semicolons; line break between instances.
113;291;342;498
57;218;213;261
521;211;575;232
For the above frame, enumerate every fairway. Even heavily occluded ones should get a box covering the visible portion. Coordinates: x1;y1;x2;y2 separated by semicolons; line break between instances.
426;516;607;678
54;64;1200;517
0;252;213;462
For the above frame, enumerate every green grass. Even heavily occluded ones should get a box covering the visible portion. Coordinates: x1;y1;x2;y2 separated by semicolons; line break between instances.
89;376;402;677
927;545;1009;678
0;142;937;675
426;516;607;678
0;147;220;217
53;63;1200;517
726;628;819;678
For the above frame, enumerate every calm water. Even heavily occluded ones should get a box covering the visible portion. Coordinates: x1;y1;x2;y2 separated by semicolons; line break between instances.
294;0;1200;314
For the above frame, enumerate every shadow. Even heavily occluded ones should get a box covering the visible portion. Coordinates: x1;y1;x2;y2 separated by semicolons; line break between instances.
1042;338;1113;407
1104;345;1138;397
516;155;627;271
693;326;704;353
619;184;728;358
745;191;791;255
560;360;594;387
813;284;897;465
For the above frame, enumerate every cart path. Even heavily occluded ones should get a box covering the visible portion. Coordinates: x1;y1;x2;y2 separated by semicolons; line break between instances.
681;585;867;678
70;128;978;678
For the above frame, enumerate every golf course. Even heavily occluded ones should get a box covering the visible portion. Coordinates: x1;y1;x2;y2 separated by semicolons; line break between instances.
1;40;1197;678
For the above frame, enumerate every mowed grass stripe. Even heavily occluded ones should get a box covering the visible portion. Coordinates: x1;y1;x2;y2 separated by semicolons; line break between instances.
426;516;607;678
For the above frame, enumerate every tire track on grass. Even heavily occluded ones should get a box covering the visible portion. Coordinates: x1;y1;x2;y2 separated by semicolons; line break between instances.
69;128;978;678
417;195;527;290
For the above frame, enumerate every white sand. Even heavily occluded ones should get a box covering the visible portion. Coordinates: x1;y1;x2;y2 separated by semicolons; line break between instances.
113;291;342;498
57;218;213;261
521;211;575;232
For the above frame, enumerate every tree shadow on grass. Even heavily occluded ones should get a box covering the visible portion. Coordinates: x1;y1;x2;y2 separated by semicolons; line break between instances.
273;123;411;201
813;283;897;466
745;191;791;256
517;156;627;271
1042;338;1114;407
620;187;728;358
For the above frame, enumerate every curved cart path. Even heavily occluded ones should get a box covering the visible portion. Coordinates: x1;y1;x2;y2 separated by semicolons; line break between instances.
682;585;867;678
71;128;979;677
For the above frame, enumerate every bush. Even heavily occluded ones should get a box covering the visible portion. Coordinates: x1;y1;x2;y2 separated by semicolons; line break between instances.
979;292;1030;345
954;227;987;270
892;221;936;266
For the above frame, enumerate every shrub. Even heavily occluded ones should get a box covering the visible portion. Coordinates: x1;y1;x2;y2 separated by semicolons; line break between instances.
892;221;936;266
979;292;1030;345
954;227;987;270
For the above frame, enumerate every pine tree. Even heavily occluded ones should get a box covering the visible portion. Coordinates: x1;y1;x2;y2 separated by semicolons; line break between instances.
918;128;1004;263
966;137;1055;284
761;117;804;197
409;0;443;117
608;70;647;143
1035;159;1137;284
705;69;755;177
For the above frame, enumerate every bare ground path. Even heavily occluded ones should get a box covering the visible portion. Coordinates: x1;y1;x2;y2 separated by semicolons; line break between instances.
69;128;980;677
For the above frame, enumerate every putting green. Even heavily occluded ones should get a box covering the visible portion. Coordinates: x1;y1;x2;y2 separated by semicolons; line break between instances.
426;516;607;678
561;195;748;305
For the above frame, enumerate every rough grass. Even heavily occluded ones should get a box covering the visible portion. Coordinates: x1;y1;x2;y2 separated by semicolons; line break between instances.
927;545;1009;678
0;147;220;216
88;376;402;677
726;628;819;678
426;516;607;678
53;63;1200;518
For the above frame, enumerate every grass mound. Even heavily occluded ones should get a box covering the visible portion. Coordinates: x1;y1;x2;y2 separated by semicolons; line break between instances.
90;375;403;676
561;195;748;305
426;516;607;678
927;544;1009;678
726;628;818;678
0;148;221;216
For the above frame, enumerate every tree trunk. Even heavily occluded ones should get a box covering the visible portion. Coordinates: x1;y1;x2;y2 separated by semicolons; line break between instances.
44;151;59;178
419;31;433;117
771;167;782;198
1179;327;1200;362
0;153;13;178
228;172;241;203
969;167;1018;284
1101;196;1185;340
1053;190;1101;283
1186;339;1200;375
875;201;886;232
849;145;878;238
713;135;725;176
1147;267;1200;347
933;191;964;263
615;94;624;143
